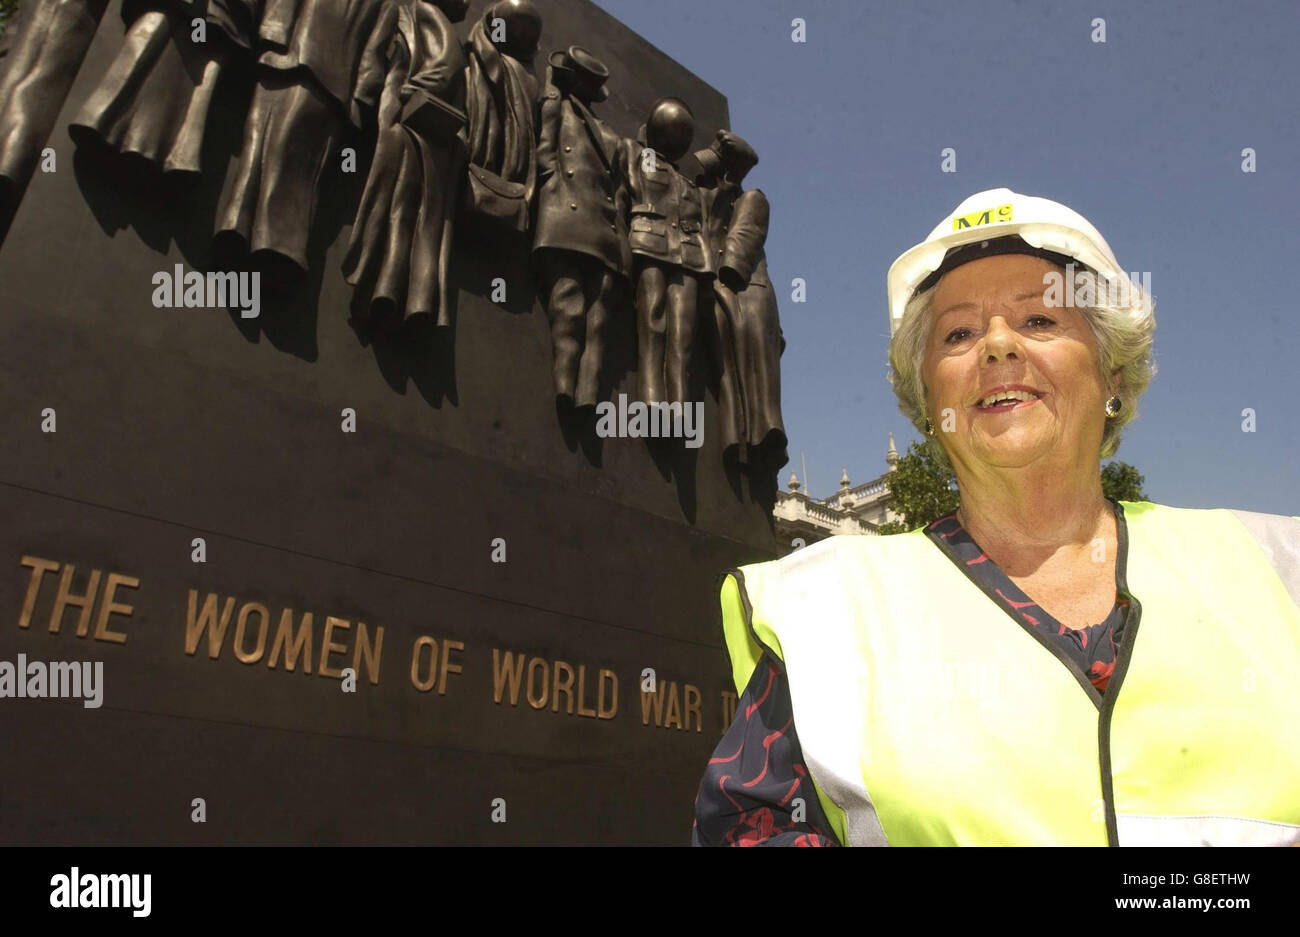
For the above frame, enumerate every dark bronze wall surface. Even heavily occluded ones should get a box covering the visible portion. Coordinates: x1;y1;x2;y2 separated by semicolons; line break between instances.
0;0;781;845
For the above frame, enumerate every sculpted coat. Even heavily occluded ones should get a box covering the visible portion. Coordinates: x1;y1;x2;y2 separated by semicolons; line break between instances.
343;0;469;328
255;0;392;127
213;0;394;272
697;184;785;466
460;4;539;233
0;0;108;229
532;50;629;407
697;130;787;467
69;0;258;176
533;82;631;279
716;188;787;466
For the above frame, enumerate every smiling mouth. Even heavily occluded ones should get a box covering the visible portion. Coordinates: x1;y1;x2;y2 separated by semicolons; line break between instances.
975;391;1043;412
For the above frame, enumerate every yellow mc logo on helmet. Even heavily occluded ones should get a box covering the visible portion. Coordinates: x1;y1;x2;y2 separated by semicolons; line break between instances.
953;203;1014;231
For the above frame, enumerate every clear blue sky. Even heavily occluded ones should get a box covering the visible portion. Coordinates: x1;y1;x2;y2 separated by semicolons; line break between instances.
593;0;1299;513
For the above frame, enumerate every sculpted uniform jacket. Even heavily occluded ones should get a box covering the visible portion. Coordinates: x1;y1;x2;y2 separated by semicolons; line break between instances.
533;83;633;281
620;141;714;277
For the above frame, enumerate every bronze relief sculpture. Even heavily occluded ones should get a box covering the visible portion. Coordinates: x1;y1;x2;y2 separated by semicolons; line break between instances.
0;0;109;234
697;130;788;468
214;0;396;273
343;0;470;330
0;0;790;478
68;0;258;176
460;0;541;236
532;45;631;408
621;98;715;406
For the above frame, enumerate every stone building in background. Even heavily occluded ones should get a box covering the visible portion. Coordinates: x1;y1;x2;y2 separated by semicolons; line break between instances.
774;433;905;551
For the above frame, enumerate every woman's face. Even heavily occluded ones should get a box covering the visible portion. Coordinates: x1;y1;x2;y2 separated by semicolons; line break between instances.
920;254;1115;475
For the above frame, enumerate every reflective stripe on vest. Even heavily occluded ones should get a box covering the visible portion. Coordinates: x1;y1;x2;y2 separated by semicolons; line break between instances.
719;501;1300;846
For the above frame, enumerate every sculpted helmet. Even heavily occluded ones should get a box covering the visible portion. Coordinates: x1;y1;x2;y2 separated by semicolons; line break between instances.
548;46;611;104
487;0;543;61
644;98;694;163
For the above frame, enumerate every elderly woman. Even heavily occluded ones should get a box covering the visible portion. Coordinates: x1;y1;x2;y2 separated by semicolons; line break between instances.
691;188;1300;847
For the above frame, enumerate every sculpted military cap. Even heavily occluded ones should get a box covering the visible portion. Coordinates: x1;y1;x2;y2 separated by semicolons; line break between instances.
695;129;759;184
548;46;610;102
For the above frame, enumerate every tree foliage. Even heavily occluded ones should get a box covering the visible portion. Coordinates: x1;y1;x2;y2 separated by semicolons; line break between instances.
0;1;18;38
1100;460;1148;502
876;442;960;535
876;442;1149;534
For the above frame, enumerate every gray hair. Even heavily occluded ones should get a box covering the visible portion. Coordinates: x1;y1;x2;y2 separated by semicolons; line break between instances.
887;265;1157;471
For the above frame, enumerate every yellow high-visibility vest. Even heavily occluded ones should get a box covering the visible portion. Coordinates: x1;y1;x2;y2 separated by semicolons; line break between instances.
720;501;1300;846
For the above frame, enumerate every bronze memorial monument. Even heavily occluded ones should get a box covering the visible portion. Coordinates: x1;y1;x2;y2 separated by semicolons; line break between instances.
0;0;789;845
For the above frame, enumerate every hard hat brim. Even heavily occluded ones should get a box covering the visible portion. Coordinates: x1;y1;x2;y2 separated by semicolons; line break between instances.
886;219;1125;337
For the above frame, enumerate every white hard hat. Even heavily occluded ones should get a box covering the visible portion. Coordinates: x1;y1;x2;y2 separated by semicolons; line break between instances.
886;187;1128;337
